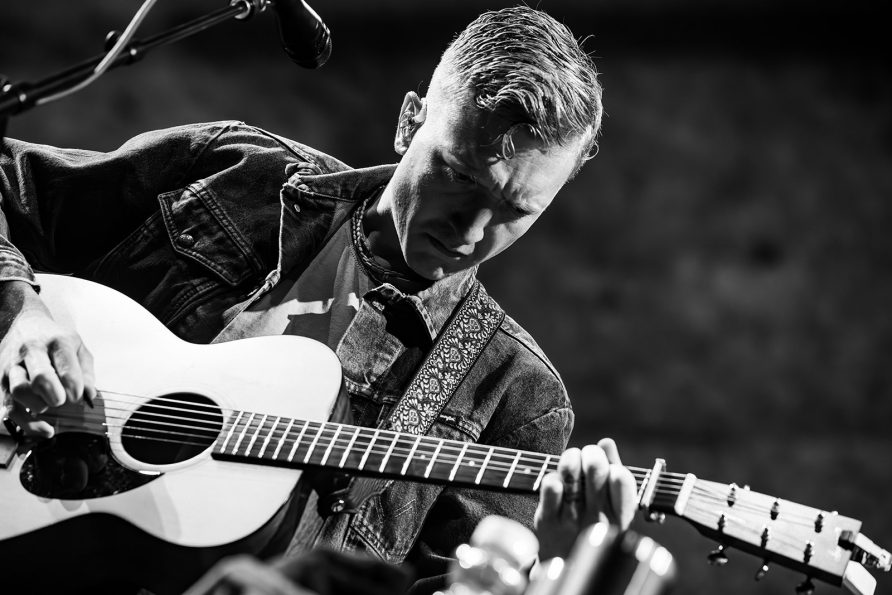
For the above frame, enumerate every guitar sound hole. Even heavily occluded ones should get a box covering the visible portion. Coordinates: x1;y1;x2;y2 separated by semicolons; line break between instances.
121;393;223;465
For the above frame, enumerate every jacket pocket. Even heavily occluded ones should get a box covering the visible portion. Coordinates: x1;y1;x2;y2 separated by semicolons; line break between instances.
158;182;263;286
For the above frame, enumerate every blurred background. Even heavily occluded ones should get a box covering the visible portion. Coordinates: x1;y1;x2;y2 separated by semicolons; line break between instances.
1;1;889;593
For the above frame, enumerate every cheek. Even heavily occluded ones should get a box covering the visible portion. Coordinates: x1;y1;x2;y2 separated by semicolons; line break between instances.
493;215;539;248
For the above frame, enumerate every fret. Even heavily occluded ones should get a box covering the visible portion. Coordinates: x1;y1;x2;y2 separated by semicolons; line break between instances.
532;455;552;491
378;432;400;473
248;414;280;458
502;450;522;488
475;446;495;485
448;442;469;482
258;416;280;458
358;429;381;470
509;456;547;491
215;416;554;495
231;412;256;455
286;420;310;463
320;424;342;466
271;418;294;460
401;435;423;475
303;423;325;464
424;439;445;479
244;414;266;456
219;410;245;453
339;426;361;468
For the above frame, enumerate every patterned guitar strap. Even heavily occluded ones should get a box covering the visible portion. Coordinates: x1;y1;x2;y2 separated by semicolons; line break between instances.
386;279;505;435
313;279;505;516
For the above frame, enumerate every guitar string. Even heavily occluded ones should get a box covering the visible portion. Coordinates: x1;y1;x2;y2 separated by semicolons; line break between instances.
681;492;826;527
50;405;816;524
35;396;827;523
48;415;827;526
53;424;827;533
53;416;655;489
46;406;693;488
40;391;698;486
38;397;662;475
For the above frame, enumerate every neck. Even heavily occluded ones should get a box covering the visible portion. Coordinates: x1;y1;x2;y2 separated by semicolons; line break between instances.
360;188;430;293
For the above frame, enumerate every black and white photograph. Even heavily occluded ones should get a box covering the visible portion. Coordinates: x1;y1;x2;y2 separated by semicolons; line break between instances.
1;1;889;594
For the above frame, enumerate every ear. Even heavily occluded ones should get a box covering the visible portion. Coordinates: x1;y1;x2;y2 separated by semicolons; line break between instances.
394;91;427;155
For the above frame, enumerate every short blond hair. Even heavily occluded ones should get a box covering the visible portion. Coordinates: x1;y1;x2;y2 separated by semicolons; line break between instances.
438;6;602;173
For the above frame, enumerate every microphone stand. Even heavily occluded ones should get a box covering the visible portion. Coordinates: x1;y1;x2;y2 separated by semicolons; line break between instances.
0;0;270;137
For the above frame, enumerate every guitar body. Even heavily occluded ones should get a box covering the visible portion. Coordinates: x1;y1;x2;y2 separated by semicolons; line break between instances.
0;274;343;593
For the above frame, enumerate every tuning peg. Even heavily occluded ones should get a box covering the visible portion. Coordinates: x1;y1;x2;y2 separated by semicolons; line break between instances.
707;545;729;566
755;561;770;581
795;578;816;594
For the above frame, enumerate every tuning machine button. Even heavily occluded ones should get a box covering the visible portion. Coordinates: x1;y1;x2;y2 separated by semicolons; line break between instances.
755;561;770;581
795;578;816;594
707;545;729;566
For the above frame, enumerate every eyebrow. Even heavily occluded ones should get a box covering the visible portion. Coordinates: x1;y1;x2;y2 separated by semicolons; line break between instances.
442;147;541;215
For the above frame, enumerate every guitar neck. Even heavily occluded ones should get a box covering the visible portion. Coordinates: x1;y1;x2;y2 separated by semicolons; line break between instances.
211;410;673;499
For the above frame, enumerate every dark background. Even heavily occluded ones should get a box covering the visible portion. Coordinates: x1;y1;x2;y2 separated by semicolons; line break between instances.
1;1;889;593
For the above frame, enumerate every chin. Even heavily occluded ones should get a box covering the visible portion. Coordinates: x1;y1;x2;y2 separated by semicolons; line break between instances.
417;266;448;281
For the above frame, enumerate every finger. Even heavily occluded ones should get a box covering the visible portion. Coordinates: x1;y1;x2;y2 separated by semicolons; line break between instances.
78;343;98;405
8;406;54;438
557;448;584;516
536;471;564;522
598;437;622;465
581;444;610;525
219;556;310;595
49;338;84;403
607;463;638;529
557;447;582;483
22;348;66;408
8;364;49;413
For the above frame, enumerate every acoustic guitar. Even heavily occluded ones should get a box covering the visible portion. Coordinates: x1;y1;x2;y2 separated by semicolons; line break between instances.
0;274;888;593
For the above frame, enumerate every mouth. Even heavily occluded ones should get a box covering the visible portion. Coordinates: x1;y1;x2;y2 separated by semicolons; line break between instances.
428;234;469;259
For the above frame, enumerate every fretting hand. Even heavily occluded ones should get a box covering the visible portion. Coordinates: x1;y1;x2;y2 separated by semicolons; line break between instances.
533;438;637;560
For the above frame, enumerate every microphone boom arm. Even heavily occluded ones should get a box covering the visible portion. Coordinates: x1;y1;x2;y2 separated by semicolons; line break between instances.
0;0;269;120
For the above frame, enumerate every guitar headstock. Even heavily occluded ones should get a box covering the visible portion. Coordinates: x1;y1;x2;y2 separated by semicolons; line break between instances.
664;475;891;592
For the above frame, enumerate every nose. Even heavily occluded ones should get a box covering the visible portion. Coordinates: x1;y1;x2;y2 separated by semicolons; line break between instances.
451;206;493;246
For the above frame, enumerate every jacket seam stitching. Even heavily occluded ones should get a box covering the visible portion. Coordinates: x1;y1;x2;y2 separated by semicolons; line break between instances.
496;325;562;380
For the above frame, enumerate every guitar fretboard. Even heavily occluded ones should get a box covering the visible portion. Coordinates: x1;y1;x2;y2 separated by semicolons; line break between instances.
212;411;558;493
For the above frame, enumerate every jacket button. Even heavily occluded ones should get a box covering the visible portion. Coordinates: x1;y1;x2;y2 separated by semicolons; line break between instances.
176;233;195;248
330;498;346;513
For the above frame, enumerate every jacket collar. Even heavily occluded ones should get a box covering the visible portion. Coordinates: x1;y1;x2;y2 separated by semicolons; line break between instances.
282;163;479;342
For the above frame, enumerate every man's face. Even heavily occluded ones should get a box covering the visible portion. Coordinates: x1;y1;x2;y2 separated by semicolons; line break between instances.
381;88;588;282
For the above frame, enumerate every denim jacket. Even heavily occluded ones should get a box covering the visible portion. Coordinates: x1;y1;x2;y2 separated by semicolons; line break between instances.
0;121;573;592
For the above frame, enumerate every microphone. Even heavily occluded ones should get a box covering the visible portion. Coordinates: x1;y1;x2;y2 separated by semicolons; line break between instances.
271;0;332;68
437;516;539;595
526;523;676;595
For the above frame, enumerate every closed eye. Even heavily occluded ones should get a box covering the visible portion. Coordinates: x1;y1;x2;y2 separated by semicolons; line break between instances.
444;162;476;185
505;201;535;217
